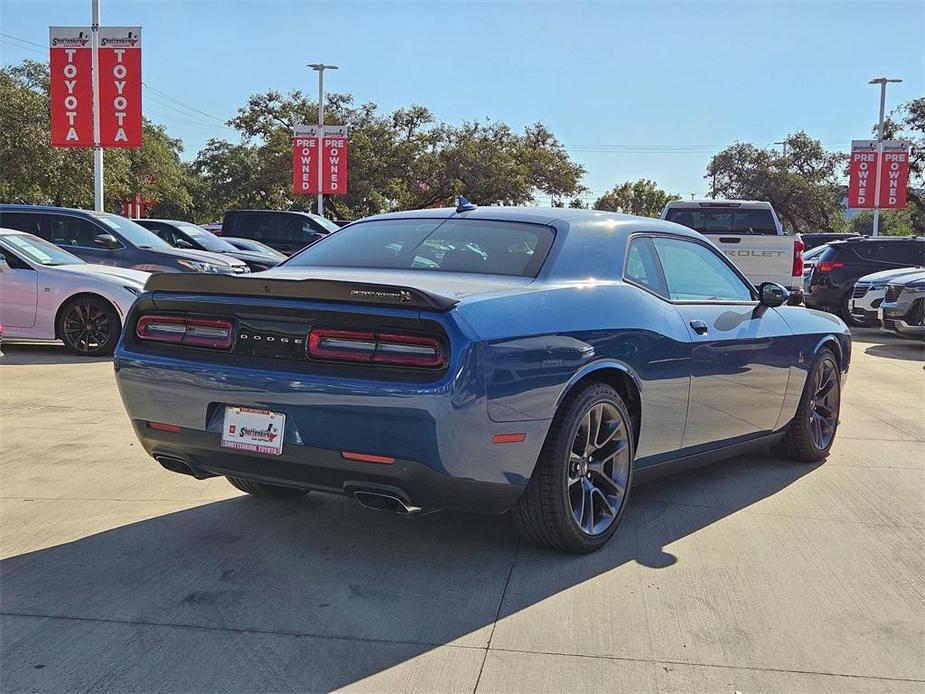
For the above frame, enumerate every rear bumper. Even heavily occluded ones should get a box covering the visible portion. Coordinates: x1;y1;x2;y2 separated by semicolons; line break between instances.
114;348;551;513
136;422;523;514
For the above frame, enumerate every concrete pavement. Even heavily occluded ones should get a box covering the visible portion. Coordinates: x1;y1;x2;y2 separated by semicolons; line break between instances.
0;329;922;693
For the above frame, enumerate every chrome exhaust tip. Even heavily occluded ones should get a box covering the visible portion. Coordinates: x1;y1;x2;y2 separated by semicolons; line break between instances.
354;490;423;515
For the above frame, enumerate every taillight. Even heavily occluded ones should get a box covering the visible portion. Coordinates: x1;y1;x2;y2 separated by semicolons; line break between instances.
816;260;845;273
792;237;805;277
307;328;445;368
136;315;233;349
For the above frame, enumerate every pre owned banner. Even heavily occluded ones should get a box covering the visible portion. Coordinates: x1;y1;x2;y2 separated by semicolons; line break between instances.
292;125;320;194
879;141;910;210
292;125;349;195
847;140;878;209
322;125;349;195
49;27;93;147
98;27;142;147
848;139;910;209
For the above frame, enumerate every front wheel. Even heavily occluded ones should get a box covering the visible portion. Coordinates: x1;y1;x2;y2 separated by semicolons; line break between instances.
774;349;841;462
512;383;634;554
57;296;121;356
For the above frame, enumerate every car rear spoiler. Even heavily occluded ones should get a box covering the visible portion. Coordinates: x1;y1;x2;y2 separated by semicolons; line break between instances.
143;273;459;311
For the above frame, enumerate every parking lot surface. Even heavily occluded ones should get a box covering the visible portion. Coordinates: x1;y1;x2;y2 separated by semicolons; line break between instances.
0;328;923;693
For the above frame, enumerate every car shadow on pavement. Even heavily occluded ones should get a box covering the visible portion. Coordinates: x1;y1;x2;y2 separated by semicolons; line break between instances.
0;452;820;692
0;343;112;366
849;327;924;363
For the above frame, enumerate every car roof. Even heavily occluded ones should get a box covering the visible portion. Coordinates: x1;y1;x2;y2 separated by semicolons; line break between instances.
663;199;774;208
832;235;924;245
358;205;674;227
0;203;103;216
0;227;28;235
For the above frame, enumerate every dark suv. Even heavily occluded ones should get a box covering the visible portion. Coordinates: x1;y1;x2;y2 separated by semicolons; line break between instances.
0;205;249;275
221;210;340;255
805;236;925;324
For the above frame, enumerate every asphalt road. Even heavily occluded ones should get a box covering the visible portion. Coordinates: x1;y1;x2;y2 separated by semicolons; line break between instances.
0;328;923;693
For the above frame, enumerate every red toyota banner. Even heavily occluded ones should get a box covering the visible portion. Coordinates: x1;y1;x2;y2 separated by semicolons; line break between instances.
98;27;142;147
49;27;93;147
321;126;349;195
292;126;320;195
879;142;910;210
847;140;878;209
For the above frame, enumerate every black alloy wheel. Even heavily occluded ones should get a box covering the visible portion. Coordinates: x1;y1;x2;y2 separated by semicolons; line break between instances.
513;383;635;554
775;349;841;462
58;296;121;356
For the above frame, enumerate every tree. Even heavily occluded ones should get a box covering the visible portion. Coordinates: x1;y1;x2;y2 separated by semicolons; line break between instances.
0;60;192;216
706;132;847;232
593;179;679;217
880;97;925;233
846;209;916;236
199;88;586;219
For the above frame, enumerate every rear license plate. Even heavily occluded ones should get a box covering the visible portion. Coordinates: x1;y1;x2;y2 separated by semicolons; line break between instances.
221;406;285;456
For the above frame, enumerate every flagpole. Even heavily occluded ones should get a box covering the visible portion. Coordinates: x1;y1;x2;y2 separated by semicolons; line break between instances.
91;0;103;211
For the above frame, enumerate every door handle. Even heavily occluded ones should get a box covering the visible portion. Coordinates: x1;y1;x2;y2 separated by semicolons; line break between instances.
689;319;709;335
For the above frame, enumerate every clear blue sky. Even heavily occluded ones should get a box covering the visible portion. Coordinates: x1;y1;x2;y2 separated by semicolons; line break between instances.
2;1;923;203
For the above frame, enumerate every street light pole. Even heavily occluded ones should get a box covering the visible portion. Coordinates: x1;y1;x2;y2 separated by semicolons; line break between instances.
869;77;902;236
91;0;103;211
308;63;338;217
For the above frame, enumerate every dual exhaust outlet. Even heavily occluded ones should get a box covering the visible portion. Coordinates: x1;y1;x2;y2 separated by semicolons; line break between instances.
155;455;423;514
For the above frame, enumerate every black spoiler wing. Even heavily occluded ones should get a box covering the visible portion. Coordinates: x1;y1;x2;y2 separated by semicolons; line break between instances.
143;273;459;311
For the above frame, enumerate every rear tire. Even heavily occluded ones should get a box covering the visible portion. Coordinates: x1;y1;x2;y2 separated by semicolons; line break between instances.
774;349;840;462
512;383;634;554
226;476;310;499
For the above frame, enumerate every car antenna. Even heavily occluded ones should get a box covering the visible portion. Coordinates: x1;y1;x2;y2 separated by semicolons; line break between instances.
456;195;477;213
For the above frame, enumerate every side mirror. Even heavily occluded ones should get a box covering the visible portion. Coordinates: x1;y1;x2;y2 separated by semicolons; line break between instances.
94;233;121;250
758;282;789;308
0;253;8;272
174;239;194;249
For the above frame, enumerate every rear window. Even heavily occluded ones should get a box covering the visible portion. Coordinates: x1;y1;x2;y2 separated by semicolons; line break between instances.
284;218;555;277
666;208;777;235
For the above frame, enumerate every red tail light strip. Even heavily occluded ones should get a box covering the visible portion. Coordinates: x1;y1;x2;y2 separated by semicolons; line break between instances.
492;433;526;444
308;328;445;368
147;421;181;433
137;315;233;349
816;260;845;273
341;451;396;464
792;237;805;277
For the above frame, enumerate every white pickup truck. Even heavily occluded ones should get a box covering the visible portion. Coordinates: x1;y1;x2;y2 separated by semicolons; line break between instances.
660;200;804;291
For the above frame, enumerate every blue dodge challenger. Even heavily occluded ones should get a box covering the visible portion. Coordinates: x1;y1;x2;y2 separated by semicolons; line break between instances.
114;205;850;553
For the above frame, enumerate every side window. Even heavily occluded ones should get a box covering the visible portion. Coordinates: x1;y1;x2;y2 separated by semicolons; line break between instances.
652;237;753;302
241;213;276;240
276;216;306;242
45;215;109;247
624;237;667;297
873;242;925;265
0;212;44;237
1;248;32;270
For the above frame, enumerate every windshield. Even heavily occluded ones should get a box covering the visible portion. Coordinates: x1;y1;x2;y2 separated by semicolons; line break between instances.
804;245;828;261
228;238;286;258
176;223;236;252
666;208;777;235
285;218;555;277
89;212;172;249
2;233;85;266
310;214;341;233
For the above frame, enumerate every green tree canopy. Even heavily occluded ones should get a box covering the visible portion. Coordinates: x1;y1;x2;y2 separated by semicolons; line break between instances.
197;88;586;220
706;131;846;232
592;179;679;217
880;97;925;233
0;60;192;217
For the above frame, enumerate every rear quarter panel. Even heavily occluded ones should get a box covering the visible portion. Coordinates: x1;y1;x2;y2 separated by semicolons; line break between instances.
457;282;693;460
